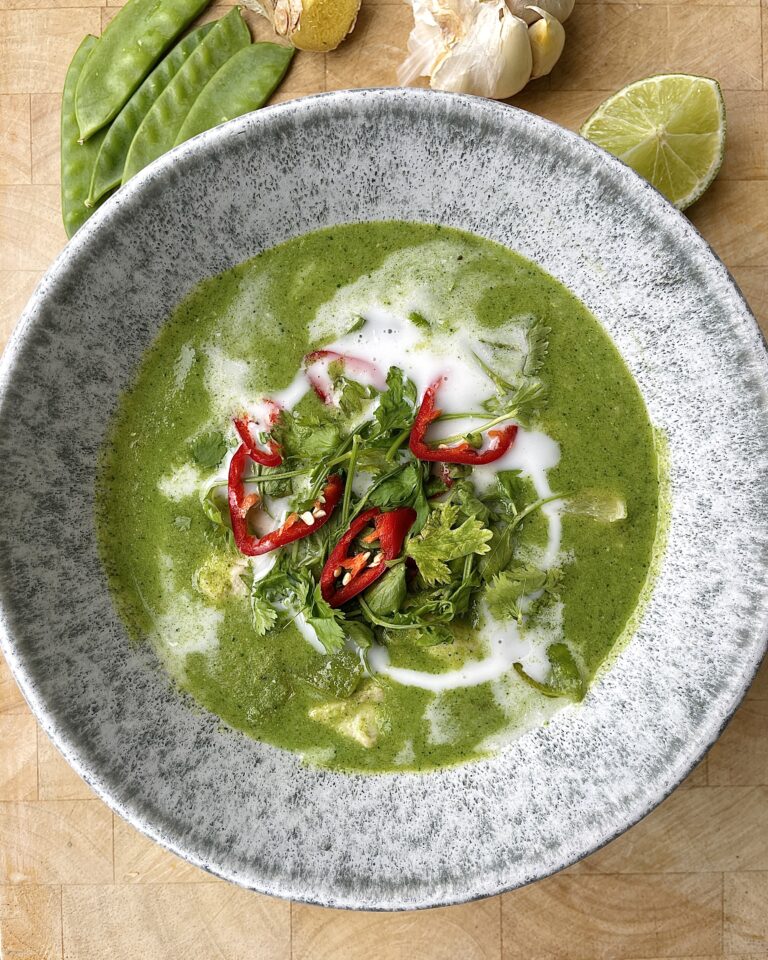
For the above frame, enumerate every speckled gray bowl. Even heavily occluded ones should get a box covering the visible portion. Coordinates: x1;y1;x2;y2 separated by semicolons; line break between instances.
1;89;767;910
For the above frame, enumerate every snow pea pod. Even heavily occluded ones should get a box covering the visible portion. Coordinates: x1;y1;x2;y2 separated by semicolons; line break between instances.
87;22;215;207
75;0;211;141
122;8;250;183
61;36;108;238
175;43;294;146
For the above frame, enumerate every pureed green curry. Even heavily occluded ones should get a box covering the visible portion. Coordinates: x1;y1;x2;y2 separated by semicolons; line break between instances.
97;222;661;772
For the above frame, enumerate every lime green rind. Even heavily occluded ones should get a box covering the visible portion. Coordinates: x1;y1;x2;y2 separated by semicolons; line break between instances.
581;74;726;211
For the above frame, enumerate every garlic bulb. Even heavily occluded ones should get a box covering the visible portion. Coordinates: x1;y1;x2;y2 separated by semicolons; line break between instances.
399;0;572;99
243;0;361;52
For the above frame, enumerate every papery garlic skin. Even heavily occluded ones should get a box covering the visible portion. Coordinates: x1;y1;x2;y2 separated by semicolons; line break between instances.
398;0;533;100
528;5;566;78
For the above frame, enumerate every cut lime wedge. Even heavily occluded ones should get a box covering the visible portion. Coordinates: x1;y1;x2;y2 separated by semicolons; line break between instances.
580;74;726;210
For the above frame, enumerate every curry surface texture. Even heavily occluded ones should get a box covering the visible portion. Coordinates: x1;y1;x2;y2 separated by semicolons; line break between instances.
97;222;660;772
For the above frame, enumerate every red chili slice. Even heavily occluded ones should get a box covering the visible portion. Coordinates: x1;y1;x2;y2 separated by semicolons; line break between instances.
320;506;416;608
233;409;283;468
304;350;386;404
409;376;518;465
228;440;342;556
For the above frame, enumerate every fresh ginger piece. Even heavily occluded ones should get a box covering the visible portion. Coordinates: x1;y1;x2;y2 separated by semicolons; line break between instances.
245;0;362;52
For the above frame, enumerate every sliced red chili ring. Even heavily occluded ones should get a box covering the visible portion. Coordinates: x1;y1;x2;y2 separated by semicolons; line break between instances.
303;349;386;404
228;439;342;556
233;410;283;468
409;376;518;465
320;506;416;608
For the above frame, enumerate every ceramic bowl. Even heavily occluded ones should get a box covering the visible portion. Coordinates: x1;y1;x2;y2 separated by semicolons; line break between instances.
1;89;767;910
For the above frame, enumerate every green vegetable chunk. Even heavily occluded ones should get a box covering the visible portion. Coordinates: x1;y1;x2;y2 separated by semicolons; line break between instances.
75;0;212;140
87;22;215;207
61;36;107;238
122;8;250;183
175;43;294;146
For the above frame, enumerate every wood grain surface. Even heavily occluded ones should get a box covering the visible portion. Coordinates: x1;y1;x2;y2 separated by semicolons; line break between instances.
1;1;767;956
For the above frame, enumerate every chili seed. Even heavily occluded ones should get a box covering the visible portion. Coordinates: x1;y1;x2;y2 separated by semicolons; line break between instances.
300;511;315;525
333;566;342;578
342;572;352;586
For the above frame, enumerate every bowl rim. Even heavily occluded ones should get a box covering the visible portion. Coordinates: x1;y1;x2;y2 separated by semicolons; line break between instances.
1;86;767;910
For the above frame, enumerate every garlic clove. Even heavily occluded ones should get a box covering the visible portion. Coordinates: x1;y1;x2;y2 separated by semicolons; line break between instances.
430;1;532;100
504;0;540;25
527;5;566;79
512;0;575;24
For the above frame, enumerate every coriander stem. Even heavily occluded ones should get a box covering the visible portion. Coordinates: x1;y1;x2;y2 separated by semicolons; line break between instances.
341;435;360;527
508;493;563;533
437;411;517;446
359;596;426;630
385;427;411;461
434;412;490;421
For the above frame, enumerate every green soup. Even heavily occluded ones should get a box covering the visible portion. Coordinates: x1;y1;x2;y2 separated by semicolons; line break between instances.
97;221;661;772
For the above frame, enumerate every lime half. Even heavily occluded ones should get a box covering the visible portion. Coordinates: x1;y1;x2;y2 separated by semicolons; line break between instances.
580;74;726;210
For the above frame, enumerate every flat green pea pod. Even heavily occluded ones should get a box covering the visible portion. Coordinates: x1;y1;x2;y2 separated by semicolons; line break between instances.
75;0;212;141
62;36;108;238
175;43;294;147
122;8;250;183
87;22;215;207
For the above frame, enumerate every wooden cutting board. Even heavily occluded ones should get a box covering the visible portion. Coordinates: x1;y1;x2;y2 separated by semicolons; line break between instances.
1;2;767;957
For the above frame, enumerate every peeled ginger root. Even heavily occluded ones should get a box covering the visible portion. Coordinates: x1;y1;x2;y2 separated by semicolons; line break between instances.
244;0;362;52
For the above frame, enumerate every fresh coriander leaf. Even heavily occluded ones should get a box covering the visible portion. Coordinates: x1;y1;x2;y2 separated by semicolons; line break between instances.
173;515;192;531
308;616;346;655
189;431;227;469
408;310;429;329
363;565;407;617
482;379;547;422
281;419;341;460
373;366;417;437
405;502;492;585
495;470;527;512
368;463;420;510
250;589;279;637
336;377;374;418
485;566;548;621
477;521;516;581
306;583;347;654
200;484;228;528
449;479;492;523
523;319;551;378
